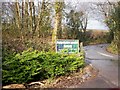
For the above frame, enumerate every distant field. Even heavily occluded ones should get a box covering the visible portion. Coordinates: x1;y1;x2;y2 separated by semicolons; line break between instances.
84;29;109;45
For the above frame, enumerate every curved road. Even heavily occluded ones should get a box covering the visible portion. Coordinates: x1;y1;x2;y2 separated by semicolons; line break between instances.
79;44;119;88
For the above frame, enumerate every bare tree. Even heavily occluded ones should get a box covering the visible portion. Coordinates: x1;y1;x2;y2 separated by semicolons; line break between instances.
25;0;29;34
22;0;25;31
29;1;33;34
35;0;45;37
14;1;20;30
79;11;88;39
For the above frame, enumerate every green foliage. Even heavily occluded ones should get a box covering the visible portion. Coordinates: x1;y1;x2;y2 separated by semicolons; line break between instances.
105;2;120;53
60;48;69;54
2;49;85;85
2;48;42;84
66;10;81;39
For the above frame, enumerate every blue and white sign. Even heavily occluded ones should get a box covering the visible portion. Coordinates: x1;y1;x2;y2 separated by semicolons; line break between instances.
56;39;79;53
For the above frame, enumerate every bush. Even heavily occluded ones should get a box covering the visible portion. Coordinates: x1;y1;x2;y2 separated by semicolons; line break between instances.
2;48;85;85
2;48;42;85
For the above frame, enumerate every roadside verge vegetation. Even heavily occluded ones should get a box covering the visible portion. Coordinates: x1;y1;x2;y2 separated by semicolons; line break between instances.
105;2;120;55
2;48;85;86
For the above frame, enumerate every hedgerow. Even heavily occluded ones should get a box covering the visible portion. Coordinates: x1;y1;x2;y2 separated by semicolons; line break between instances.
2;48;85;85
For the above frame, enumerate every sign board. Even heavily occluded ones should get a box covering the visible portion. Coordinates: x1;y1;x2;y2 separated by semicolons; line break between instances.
56;39;79;53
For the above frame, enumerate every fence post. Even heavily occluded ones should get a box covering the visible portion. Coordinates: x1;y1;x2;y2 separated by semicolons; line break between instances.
80;42;83;51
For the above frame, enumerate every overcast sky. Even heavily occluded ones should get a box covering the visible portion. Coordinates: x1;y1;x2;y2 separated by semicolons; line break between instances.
64;1;110;30
87;19;109;30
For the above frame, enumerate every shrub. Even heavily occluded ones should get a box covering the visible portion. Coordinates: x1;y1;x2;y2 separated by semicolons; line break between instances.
2;48;42;85
2;49;85;85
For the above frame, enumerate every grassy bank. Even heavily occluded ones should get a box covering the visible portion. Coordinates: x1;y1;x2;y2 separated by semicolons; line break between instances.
106;43;118;55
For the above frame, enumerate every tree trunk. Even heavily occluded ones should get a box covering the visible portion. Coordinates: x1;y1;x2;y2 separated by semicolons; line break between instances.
52;13;59;50
15;1;20;30
52;1;64;50
21;0;25;40
32;2;36;35
57;11;62;39
22;0;25;31
80;17;88;41
29;1;33;34
35;0;45;37
25;0;29;35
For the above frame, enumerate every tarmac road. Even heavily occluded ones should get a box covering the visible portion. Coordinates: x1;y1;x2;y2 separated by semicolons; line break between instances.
78;44;119;88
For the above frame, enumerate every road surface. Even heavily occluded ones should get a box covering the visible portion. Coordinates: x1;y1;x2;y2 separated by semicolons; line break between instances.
75;44;119;88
